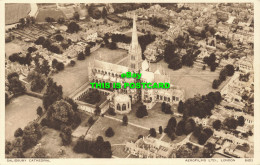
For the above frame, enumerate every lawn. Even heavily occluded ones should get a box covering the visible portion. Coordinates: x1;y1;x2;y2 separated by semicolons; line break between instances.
86;117;149;145
5;3;31;25
36;9;66;22
92;47;128;64
108;102;182;131
5;95;42;141
149;60;220;99
23;127;92;158
52;47;128;96
5;42;24;57
161;134;187;144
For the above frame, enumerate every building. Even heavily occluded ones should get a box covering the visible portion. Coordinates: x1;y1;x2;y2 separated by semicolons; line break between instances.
125;136;176;158
85;14;185;114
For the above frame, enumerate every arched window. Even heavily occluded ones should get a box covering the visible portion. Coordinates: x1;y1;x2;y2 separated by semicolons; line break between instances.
122;104;126;111
128;103;129;108
117;104;121;111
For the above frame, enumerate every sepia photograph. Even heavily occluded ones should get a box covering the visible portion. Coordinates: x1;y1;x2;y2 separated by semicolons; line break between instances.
3;2;257;161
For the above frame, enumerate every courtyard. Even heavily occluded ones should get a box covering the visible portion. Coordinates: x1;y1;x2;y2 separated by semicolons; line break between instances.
5;95;42;141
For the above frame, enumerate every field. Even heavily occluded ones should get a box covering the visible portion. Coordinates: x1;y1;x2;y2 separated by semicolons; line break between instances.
92;47;128;64
5;42;24;57
5;3;31;25
36;9;66;22
24;127;92;158
149;60;220;99
86;116;150;157
52;48;127;96
5;95;42;141
109;102;182;130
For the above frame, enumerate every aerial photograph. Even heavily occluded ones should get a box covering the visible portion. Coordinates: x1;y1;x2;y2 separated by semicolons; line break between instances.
5;3;254;158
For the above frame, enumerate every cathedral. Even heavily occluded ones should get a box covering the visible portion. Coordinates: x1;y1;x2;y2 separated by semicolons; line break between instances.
88;14;185;114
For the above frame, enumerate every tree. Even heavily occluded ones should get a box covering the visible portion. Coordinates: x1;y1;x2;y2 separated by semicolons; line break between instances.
175;120;185;136
14;128;23;137
184;118;196;135
94;105;101;116
198;132;208;145
67;22;80;33
225;64;235;76
149;128;157;137
43;78;63;109
122;115;128;126
219;68;228;81
37;106;43;116
60;126;72;145
5;93;9;105
85;45;91;56
35;36;45;45
22;123;42;151
237;116;245;126
70;60;76;66
57;17;65;24
161;102;166;112
193;125;202;138
108;107;116;116
88;117;95;125
168;57;182;70
56;62;65;71
136;104;148;118
176;145;193;158
159;126;163;134
77;52;85;60
40;59;51;76
73;12;80;21
8;76;26;95
210;64;216;72
203;142;215;158
165;117;177;138
92;8;102;19
105;127;114;137
101;7;108;18
55;34;64;41
19;18;25;26
224;117;238;130
202;65;206;70
212;120;221;130
177;100;184;113
52;59;58;69
212;79;220;89
31;147;48;158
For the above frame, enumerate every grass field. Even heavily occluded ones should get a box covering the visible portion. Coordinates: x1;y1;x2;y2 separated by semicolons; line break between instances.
5;3;31;25
92;47;128;64
161;134;187;144
5;95;42;141
149;60;220;99
87;117;149;145
5;42;24;57
109;102;182;131
24;127;92;158
36;9;66;22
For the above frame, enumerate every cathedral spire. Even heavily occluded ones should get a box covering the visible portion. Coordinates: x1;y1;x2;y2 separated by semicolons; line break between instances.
131;13;139;49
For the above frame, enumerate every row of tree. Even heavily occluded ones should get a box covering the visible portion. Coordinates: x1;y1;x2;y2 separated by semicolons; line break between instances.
178;91;222;119
7;72;26;96
73;135;112;158
9;53;32;66
212;64;235;89
35;36;63;54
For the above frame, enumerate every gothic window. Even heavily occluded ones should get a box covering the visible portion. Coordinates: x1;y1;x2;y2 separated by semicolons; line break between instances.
122;104;126;111
117;104;121;111
128;103;129;108
164;96;167;101
168;97;170;102
131;55;135;60
172;96;175;101
131;63;135;69
157;95;159;99
176;97;179;101
150;97;152;101
160;96;163;100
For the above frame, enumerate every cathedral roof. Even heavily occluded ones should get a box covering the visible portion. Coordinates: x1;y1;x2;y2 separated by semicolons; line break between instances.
93;59;128;74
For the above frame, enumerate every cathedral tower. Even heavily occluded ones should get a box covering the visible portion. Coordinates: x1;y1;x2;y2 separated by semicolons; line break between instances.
129;13;143;73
